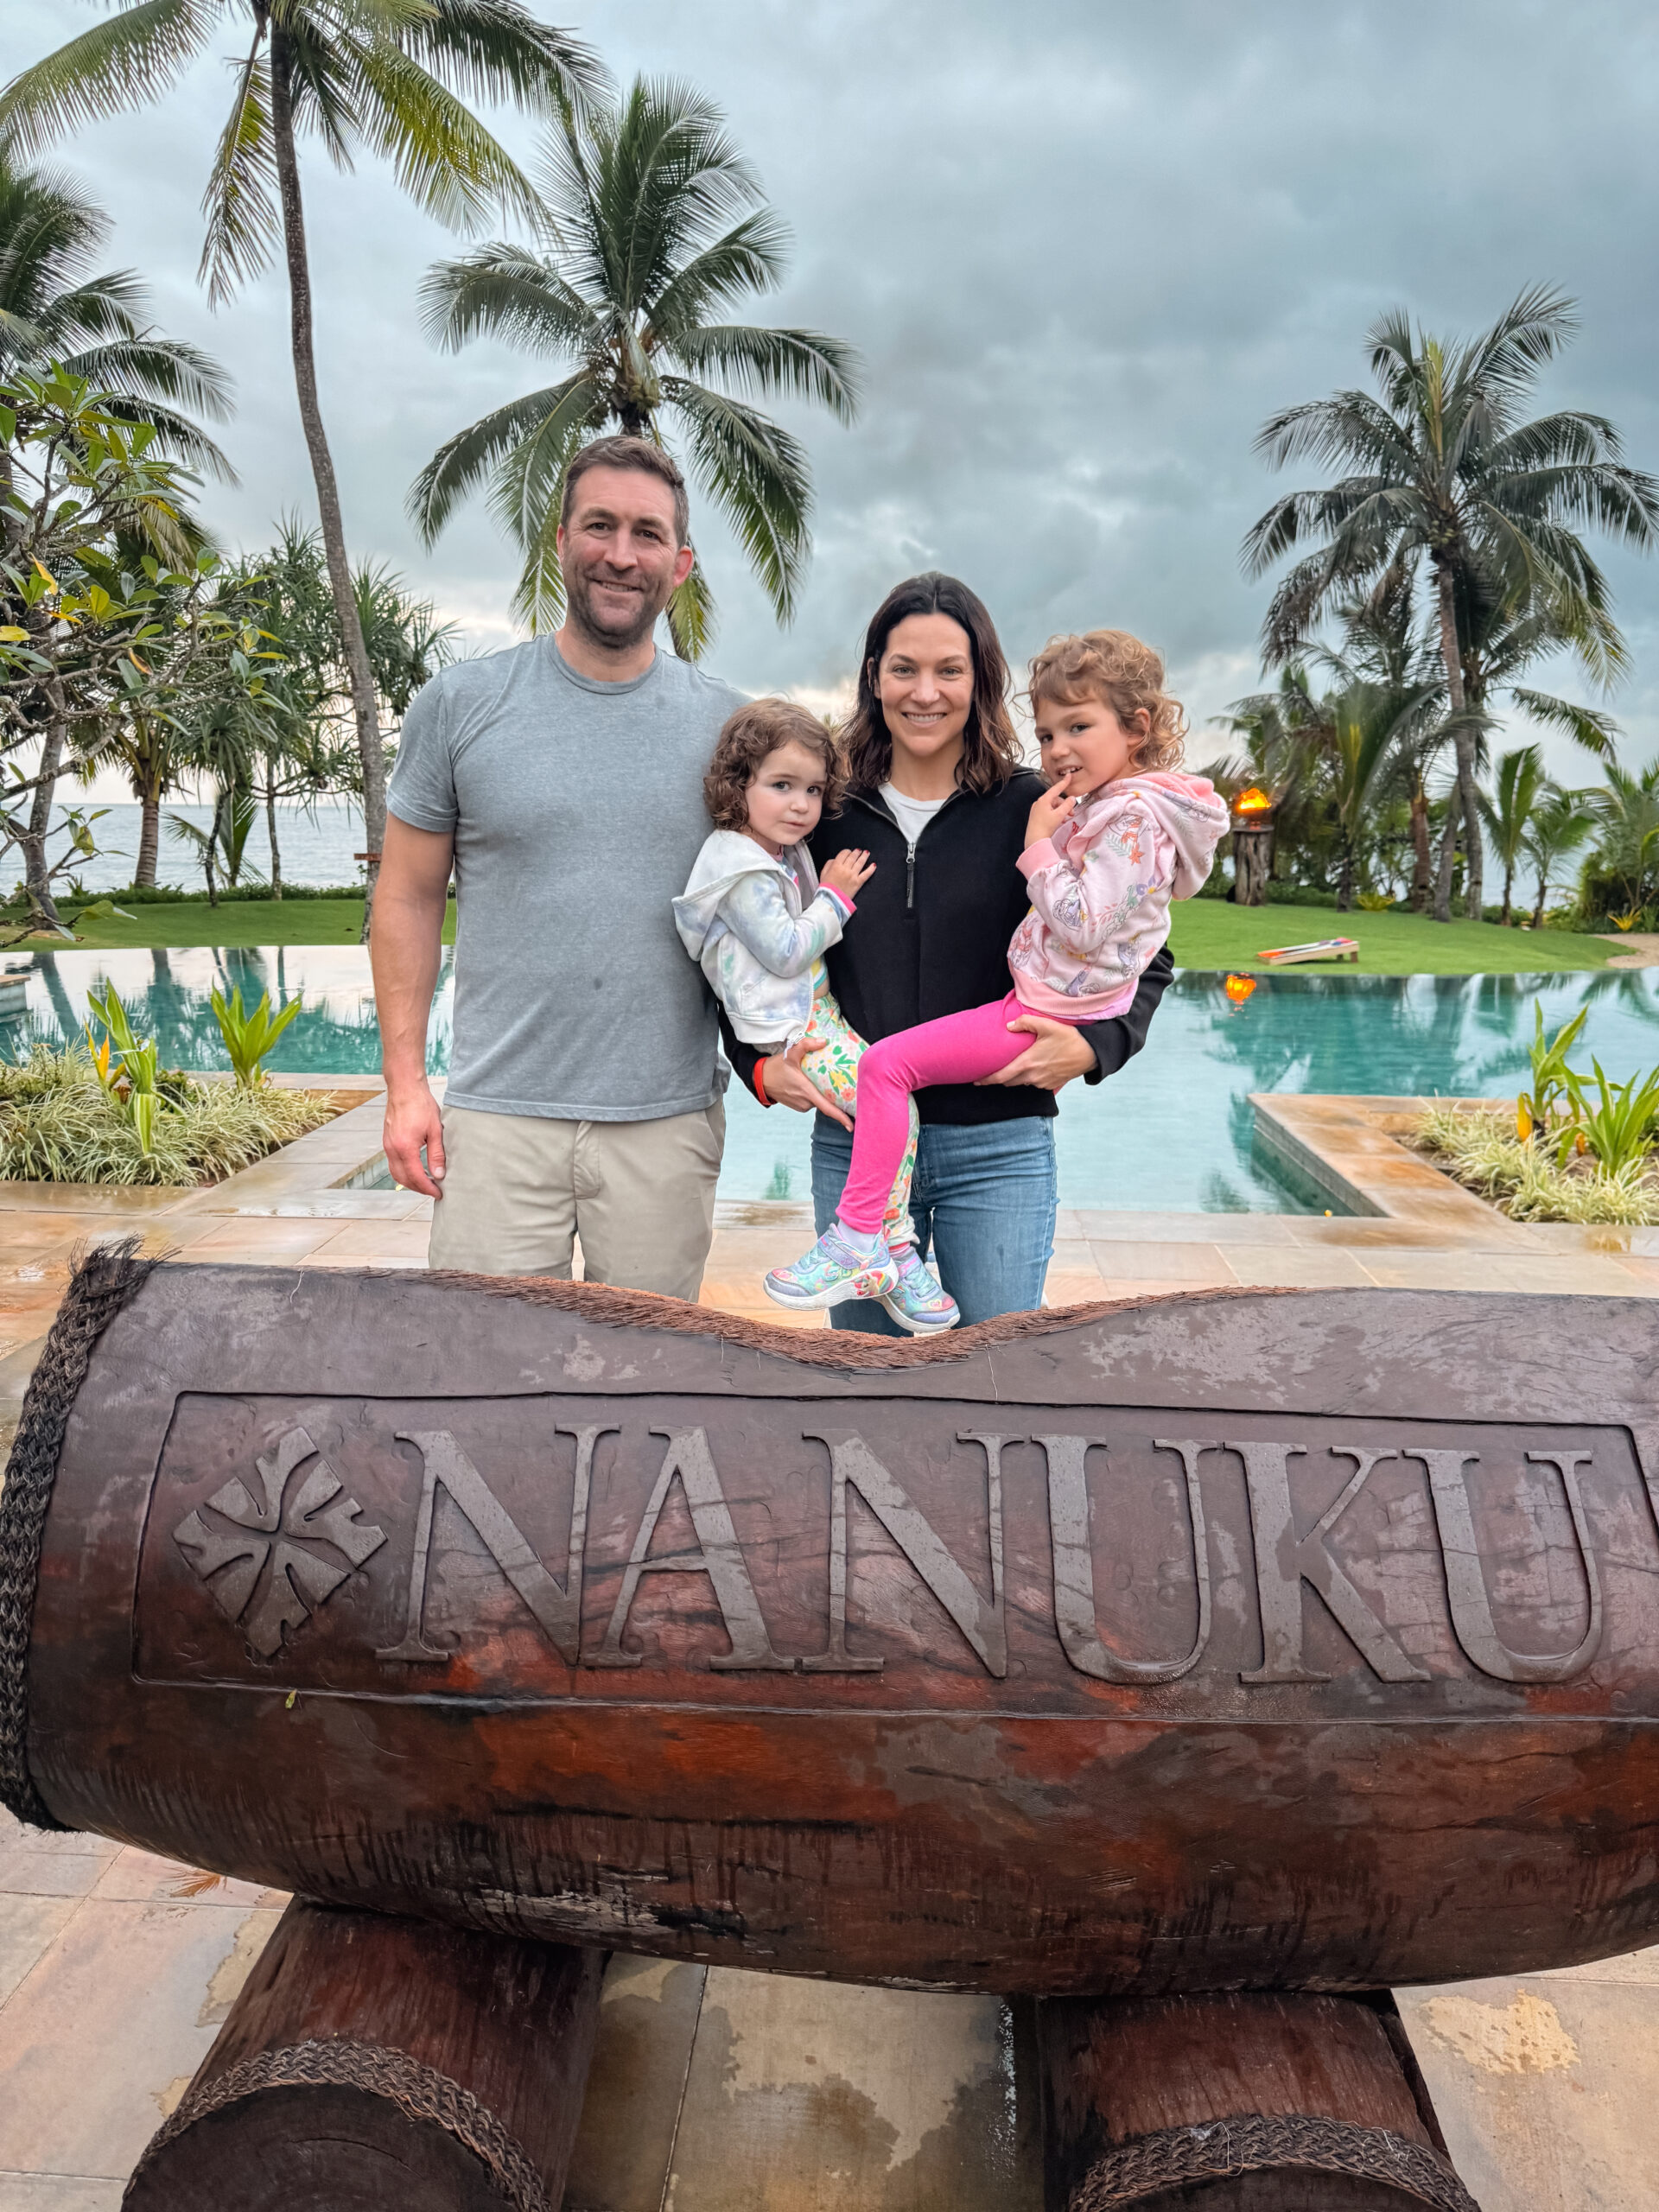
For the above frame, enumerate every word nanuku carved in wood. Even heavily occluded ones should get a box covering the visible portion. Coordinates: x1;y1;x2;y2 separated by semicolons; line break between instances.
8;1262;1659;1997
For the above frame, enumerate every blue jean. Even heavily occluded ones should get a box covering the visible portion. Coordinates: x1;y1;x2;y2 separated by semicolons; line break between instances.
811;1115;1057;1334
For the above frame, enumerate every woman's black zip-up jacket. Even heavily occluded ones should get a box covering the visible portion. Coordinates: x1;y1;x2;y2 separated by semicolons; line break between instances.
721;771;1173;1127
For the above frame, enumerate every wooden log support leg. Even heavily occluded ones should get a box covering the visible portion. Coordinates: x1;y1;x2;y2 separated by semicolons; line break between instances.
1037;1991;1480;2211
124;1901;604;2212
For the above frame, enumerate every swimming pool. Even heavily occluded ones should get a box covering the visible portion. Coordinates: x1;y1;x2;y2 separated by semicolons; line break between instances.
6;946;1657;1212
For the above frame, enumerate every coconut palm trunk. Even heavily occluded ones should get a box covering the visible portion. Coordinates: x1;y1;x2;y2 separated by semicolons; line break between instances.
1432;557;1483;922
270;34;384;934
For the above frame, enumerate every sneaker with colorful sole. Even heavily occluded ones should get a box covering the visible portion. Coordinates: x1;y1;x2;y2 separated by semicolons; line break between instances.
763;1224;899;1313
880;1243;961;1334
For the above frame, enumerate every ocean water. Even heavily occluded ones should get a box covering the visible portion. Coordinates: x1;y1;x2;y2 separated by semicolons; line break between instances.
5;949;1659;1212
0;800;366;894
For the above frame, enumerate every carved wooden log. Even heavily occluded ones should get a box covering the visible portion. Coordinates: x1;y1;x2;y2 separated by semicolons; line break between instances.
3;1248;1658;1994
1038;1991;1476;2210
124;1900;602;2212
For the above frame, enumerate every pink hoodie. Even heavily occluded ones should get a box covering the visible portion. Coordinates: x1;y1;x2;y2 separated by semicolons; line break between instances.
1008;770;1229;1020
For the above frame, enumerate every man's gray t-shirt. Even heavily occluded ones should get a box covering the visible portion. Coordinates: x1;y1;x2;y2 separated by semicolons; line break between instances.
388;638;743;1121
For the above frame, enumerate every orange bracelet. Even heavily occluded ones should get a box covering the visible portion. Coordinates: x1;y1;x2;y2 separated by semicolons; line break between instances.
753;1054;771;1105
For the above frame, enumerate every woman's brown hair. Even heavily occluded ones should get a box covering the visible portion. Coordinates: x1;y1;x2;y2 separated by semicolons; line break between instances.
1027;630;1187;772
703;697;846;830
840;572;1020;797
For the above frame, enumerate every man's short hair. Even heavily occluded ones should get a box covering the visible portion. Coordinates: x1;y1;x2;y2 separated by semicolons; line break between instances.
560;435;690;548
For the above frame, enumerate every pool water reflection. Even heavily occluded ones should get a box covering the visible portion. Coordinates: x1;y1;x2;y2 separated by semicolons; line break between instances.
5;947;1658;1213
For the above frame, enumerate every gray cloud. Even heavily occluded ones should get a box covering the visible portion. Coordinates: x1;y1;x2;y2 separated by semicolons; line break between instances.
14;0;1659;774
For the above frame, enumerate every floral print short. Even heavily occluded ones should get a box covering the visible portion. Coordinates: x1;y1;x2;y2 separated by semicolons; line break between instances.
784;974;918;1246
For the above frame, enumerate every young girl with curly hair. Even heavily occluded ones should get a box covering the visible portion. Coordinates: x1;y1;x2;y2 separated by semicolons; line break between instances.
674;697;959;1333
763;630;1229;1325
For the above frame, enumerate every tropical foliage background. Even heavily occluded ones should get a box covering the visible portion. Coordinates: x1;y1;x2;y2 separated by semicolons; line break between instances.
0;16;1656;943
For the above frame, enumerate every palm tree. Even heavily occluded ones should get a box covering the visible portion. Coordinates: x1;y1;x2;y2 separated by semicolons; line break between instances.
0;149;232;476
1477;744;1547;925
1586;761;1659;923
1524;786;1596;930
1;3;601;921
411;76;862;650
1243;287;1659;922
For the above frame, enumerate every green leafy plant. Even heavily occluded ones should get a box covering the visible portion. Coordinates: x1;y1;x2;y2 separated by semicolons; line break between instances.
1418;1102;1659;1225
0;1042;333;1185
1563;1059;1659;1177
1516;1006;1589;1140
211;986;302;1088
1355;892;1394;911
84;978;165;1154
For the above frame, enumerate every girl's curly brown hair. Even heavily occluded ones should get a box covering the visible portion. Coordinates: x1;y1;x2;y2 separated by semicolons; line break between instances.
1027;630;1187;772
704;698;846;831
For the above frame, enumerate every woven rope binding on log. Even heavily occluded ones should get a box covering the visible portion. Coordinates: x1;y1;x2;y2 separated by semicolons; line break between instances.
124;2036;552;2212
0;1239;157;1831
1070;2112;1482;2212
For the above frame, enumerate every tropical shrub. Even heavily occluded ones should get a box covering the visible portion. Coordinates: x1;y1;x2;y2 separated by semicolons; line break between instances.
1417;1104;1659;1225
0;1043;333;1185
1420;1010;1659;1222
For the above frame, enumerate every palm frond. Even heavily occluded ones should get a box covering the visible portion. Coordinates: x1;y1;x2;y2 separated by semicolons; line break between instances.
67;330;232;422
0;0;213;156
665;378;810;621
665;323;860;422
1461;283;1578;406
418;244;598;356
665;558;715;660
199;41;281;307
486;385;597;552
644;211;791;334
395;2;607;118
409;374;594;542
1510;689;1619;760
339;30;543;232
28;269;146;351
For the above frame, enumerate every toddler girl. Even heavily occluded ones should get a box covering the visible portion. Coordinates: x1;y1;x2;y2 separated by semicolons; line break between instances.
765;632;1229;1323
674;698;960;1334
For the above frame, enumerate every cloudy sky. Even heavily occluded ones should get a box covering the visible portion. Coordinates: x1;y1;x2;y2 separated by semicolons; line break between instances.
14;0;1659;774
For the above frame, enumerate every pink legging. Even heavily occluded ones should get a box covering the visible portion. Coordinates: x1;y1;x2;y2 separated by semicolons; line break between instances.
837;990;1084;1234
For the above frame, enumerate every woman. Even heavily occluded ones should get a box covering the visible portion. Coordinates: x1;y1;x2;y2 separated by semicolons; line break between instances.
726;572;1171;1332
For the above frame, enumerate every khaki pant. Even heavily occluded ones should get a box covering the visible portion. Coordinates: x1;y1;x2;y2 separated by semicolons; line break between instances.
427;1099;725;1299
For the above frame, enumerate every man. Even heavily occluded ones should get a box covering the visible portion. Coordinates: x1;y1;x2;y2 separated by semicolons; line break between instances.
372;435;744;1294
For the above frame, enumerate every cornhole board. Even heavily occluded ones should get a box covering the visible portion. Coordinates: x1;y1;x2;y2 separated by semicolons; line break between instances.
1258;937;1361;964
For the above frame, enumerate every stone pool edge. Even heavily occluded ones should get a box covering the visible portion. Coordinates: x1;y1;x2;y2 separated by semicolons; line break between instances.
1251;1093;1659;1255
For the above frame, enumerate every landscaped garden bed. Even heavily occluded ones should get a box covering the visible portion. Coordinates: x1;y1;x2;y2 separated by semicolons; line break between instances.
0;982;342;1186
1412;1010;1659;1225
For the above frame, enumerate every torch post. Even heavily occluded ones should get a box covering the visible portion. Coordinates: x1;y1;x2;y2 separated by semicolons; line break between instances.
1230;785;1275;906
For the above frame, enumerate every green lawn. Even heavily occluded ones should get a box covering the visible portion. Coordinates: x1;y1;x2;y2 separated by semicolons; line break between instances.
9;893;1622;977
1169;900;1621;976
16;898;457;950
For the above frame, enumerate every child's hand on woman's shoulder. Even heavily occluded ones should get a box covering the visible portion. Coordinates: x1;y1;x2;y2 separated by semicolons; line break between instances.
821;848;876;902
1026;774;1079;849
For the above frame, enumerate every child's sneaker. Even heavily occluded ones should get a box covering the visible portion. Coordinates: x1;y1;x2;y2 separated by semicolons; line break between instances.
765;1224;898;1313
880;1243;961;1335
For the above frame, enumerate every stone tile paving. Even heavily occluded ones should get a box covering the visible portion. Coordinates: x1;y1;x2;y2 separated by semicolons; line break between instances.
1;1079;1656;2206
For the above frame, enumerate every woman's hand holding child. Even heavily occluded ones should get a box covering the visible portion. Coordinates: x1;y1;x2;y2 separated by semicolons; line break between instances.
1025;772;1078;849
820;848;876;902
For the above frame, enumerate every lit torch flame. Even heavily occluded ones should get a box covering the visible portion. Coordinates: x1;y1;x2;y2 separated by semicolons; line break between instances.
1224;973;1256;1007
1232;786;1273;818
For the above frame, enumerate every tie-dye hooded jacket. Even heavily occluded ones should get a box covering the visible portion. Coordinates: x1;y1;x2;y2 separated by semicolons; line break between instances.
1008;771;1228;1020
673;830;854;1047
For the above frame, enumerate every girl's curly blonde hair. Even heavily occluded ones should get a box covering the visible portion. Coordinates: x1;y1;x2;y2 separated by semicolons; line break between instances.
1027;630;1187;772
